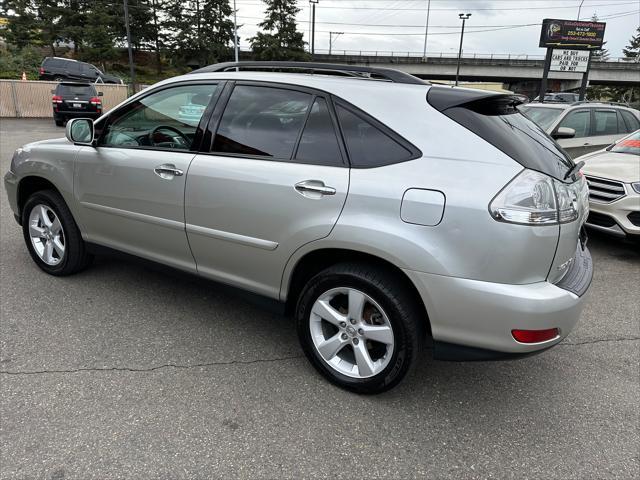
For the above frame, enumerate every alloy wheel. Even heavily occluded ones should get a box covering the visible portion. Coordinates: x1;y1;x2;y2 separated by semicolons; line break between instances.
28;204;65;266
309;287;395;379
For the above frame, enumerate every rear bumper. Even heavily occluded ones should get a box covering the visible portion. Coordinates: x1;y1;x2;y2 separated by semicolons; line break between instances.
404;246;592;357
54;111;101;120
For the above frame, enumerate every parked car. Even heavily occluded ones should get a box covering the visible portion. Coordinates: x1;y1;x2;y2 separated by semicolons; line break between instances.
52;82;103;127
40;57;123;84
577;130;640;239
519;102;640;158
533;92;581;103
4;62;592;393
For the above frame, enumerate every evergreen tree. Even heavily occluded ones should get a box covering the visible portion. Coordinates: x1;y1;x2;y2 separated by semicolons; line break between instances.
622;26;640;59
250;0;307;61
590;14;609;61
35;0;63;56
58;1;88;55
1;0;40;48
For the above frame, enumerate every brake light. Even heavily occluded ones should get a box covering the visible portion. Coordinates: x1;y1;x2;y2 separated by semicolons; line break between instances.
512;328;559;343
52;95;62;104
40;67;45;75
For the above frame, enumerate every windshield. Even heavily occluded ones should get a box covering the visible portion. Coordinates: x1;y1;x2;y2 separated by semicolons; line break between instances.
610;131;640;155
519;106;564;131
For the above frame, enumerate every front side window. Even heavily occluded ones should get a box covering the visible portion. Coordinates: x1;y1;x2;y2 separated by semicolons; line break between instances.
212;85;312;159
336;104;413;167
593;110;618;136
101;84;219;150
558;110;590;138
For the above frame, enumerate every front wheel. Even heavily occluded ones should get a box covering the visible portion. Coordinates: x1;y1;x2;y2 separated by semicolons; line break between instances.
296;263;423;394
22;190;93;276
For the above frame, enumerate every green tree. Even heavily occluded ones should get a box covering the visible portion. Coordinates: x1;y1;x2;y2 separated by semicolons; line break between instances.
250;0;307;61
1;0;40;48
622;26;640;59
58;1;88;55
590;14;609;61
35;0;63;56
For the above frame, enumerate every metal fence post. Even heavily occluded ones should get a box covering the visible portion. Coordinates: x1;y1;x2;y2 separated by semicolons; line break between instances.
10;81;20;118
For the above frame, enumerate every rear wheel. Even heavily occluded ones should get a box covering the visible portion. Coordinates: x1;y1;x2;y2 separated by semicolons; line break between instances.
54;119;64;127
296;263;423;394
22;190;92;276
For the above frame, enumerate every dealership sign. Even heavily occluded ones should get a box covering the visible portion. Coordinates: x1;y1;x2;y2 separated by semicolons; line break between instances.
539;18;606;50
550;49;590;72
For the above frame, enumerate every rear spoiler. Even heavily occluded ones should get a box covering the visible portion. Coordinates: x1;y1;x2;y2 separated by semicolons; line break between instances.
427;86;527;113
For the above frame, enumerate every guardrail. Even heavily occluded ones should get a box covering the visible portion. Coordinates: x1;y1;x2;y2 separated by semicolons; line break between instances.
0;80;129;118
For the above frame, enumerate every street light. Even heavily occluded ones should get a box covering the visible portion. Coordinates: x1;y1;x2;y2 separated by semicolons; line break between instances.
310;0;319;60
329;31;343;55
455;13;471;86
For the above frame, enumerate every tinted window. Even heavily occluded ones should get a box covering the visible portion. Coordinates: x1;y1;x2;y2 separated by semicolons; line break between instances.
336;105;412;167
620;110;640;133
46;59;66;68
57;84;96;96
295;98;342;165
102;84;218;149
519;106;564;130
593;110;618;135
213;86;311;158
558;110;590;138
67;62;82;73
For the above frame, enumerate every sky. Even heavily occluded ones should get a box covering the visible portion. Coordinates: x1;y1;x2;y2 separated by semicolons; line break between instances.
232;0;640;58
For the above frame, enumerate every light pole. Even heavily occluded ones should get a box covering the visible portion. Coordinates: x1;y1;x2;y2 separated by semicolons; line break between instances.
123;0;136;93
455;13;471;86
422;0;431;59
233;0;239;64
329;31;343;55
577;0;585;19
310;0;318;60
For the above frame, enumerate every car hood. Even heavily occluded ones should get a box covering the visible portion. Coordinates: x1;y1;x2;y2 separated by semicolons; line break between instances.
581;151;640;183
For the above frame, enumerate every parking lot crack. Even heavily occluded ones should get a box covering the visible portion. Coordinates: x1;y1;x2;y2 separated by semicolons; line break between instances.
0;354;304;376
560;336;640;346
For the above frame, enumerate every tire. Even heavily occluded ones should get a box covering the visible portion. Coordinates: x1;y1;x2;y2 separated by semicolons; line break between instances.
296;262;423;394
55;119;64;127
54;76;64;82
21;190;93;276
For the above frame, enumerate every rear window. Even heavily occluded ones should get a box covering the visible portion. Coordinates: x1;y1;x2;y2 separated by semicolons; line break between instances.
519;106;564;130
610;131;640;155
57;84;96;96
431;91;573;181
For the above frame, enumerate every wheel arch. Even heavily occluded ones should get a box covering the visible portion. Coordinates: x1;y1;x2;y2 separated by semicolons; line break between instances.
17;176;62;218
282;247;431;337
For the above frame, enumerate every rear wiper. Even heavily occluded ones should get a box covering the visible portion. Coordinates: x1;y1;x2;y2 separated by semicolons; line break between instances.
564;160;585;180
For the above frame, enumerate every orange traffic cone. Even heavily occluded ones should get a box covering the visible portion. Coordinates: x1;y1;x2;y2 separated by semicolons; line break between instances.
21;71;27;81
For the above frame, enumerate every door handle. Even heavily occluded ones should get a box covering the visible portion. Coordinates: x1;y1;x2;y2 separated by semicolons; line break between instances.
154;164;184;179
295;180;336;196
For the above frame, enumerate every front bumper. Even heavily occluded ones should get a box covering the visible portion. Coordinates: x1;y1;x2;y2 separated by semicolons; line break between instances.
3;170;19;217
586;190;640;238
403;246;592;357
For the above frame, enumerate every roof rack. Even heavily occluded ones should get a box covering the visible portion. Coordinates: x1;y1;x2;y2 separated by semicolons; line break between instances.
189;61;427;85
570;100;630;107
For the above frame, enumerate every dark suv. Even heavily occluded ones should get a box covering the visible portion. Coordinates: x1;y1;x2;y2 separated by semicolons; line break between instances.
52;82;103;126
40;57;123;84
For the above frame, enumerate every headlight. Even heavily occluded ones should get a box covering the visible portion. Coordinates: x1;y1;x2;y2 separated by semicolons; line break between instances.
632;182;640;194
490;169;579;225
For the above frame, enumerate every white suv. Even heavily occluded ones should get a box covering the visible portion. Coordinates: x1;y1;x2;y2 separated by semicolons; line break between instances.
5;62;592;393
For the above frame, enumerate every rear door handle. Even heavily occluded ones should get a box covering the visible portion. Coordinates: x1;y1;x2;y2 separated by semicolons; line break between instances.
295;180;336;196
154;164;184;179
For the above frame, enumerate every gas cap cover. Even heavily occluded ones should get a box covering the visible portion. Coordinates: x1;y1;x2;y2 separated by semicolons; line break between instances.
400;189;446;226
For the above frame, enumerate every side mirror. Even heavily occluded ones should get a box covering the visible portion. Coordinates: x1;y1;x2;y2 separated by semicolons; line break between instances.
65;118;94;146
552;127;576;139
97;91;104;96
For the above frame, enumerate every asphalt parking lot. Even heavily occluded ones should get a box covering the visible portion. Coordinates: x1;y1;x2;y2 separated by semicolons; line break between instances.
1;118;638;479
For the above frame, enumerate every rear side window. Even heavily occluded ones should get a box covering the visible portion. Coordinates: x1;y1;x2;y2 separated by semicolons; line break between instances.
593;110;618;135
294;98;343;166
519;106;563;130
620;110;640;132
213;86;311;159
558;110;590;138
45;58;66;68
336;104;414;167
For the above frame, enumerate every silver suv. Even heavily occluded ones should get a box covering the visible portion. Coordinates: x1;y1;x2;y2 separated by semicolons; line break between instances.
519;102;640;158
4;62;593;393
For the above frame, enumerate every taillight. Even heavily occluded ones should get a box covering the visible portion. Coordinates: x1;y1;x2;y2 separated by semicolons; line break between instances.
512;328;559;344
90;96;102;109
40;67;45;75
52;95;62;104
